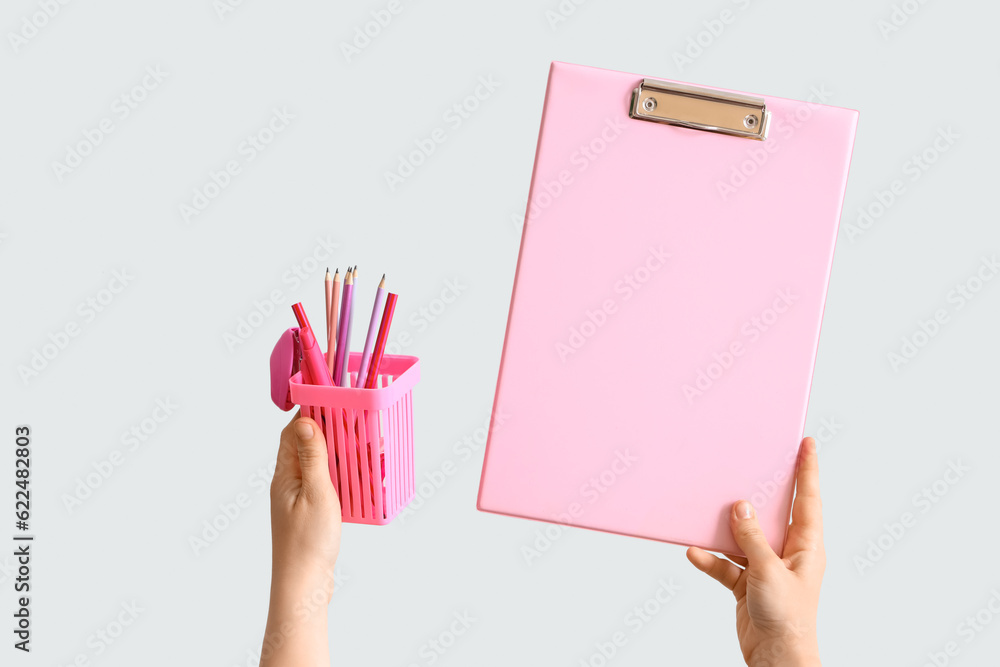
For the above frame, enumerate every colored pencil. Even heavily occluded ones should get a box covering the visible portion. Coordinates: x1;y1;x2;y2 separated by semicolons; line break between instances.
327;268;341;375
356;274;387;387
324;267;333;366
344;267;356;386
364;292;398;389
333;268;354;386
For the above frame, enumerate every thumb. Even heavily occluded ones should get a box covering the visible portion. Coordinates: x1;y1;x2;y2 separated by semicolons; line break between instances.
730;500;780;568
293;418;331;499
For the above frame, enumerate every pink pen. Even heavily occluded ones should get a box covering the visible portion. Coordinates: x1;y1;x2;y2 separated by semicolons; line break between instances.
291;303;333;386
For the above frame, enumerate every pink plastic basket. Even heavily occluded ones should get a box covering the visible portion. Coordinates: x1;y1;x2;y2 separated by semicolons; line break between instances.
288;352;419;525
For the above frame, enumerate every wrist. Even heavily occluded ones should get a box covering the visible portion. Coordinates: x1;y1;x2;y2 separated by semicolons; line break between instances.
269;565;337;617
273;551;339;590
749;637;821;667
261;578;331;667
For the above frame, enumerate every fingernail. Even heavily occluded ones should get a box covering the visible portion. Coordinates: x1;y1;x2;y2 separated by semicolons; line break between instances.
295;421;313;439
736;500;753;519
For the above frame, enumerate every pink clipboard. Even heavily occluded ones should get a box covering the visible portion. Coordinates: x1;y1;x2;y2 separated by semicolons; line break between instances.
477;62;858;556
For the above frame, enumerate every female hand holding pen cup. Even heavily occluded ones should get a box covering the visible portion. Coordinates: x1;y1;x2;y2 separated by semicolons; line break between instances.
262;268;403;665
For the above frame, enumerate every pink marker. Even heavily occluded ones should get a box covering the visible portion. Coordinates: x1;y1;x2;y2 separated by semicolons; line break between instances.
291;303;333;386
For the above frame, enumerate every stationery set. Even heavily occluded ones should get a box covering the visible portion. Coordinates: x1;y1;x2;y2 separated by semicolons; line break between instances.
270;266;419;525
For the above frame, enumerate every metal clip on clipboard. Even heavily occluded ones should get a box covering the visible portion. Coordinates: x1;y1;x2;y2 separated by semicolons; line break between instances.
629;78;771;141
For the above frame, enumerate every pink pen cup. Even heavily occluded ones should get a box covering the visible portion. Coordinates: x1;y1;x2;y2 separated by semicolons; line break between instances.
288;351;419;525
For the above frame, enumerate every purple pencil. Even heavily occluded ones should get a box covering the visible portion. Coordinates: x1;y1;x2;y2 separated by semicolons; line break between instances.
355;274;387;387
333;268;354;386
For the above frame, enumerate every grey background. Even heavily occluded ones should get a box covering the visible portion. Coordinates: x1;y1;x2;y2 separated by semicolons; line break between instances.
2;0;998;665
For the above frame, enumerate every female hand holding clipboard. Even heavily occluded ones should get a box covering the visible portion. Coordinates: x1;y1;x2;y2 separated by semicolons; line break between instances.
687;438;826;667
